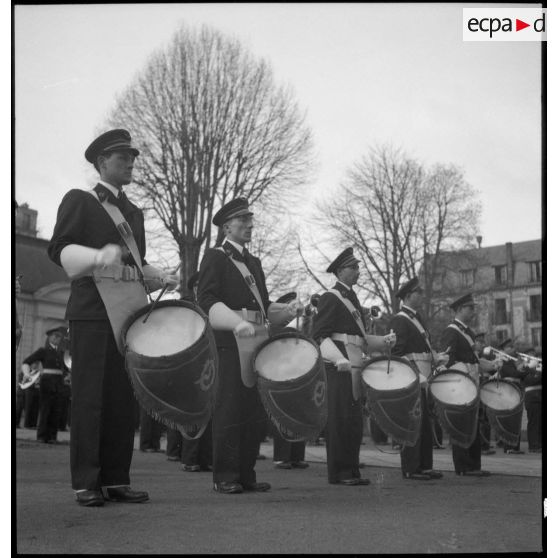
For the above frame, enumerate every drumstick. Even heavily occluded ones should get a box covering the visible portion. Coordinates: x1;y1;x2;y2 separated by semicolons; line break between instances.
386;329;393;375
142;285;168;324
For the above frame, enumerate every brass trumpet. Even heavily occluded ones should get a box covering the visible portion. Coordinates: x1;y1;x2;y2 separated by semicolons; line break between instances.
482;347;542;371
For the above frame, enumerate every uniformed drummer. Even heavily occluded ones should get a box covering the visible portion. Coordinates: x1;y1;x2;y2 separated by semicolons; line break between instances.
312;248;395;486
440;293;501;477
48;129;178;506
196;197;303;494
390;277;447;480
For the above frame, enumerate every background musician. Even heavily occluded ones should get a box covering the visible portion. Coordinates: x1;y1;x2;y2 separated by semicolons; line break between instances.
521;347;542;453
390;277;446;481
312;247;395;486
48;129;178;507
21;326;69;444
440;293;500;477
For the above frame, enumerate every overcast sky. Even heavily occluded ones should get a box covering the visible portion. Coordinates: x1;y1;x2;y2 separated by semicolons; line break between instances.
13;2;543;256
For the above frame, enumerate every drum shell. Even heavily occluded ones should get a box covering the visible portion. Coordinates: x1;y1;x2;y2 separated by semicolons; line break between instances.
428;369;479;449
361;356;421;447
122;300;218;439
480;379;524;446
254;331;327;442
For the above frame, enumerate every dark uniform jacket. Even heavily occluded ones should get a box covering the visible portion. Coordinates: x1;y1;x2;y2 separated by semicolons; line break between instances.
390;306;432;357
23;345;68;375
197;240;271;348
312;282;365;346
440;320;479;368
47;184;148;321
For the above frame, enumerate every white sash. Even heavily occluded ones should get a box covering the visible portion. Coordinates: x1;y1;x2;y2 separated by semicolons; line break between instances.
397;310;435;385
447;323;479;383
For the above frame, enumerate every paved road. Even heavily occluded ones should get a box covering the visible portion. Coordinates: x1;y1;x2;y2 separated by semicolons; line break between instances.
15;429;544;554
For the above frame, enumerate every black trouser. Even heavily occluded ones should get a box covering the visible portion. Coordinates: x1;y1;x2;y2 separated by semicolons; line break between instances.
58;384;71;430
212;345;267;485
182;421;213;466
36;374;64;442
325;366;363;483
525;389;542;450
452;419;482;473
400;388;433;474
70;320;136;491
478;405;492;450
24;387;40;427
166;428;182;458
15;388;25;427
369;417;388;444
272;422;306;463
139;409;163;450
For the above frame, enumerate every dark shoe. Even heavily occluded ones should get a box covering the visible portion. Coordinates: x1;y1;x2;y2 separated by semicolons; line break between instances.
102;486;149;503
291;461;309;469
256;454;266;460
242;482;271;492
182;464;201;472
141;448;157;453
358;462;366;468
456;470;491;477
274;461;292;469
213;481;243;494
76;490;104;507
482;449;496;456
334;478;369;486
167;456;180;462
200;465;213;472
433;444;445;450
505;449;524;455
403;472;431;480
420;469;443;479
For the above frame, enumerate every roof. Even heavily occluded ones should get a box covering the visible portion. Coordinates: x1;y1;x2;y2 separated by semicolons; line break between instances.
15;234;69;294
434;239;542;269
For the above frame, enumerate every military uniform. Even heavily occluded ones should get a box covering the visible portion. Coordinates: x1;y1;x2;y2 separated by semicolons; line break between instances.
522;362;542;452
197;239;270;488
440;317;483;474
48;130;154;504
312;280;366;484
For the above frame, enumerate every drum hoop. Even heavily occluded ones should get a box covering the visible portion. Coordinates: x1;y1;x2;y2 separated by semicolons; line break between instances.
252;331;320;377
428;368;479;406
362;354;420;373
121;299;211;359
480;378;524;407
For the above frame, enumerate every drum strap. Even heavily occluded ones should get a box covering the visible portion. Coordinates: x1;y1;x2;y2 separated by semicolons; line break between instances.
448;323;478;360
327;289;367;338
217;247;268;320
396;311;434;354
87;190;148;353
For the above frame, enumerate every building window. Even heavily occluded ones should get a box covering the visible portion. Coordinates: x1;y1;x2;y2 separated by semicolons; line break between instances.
494;265;507;285
529;261;541;282
460;269;474;288
529;294;542;322
493;298;508;325
531;327;542;348
495;329;509;345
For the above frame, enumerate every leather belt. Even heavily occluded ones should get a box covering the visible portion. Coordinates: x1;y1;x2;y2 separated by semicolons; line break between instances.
234;309;265;325
92;264;141;282
41;369;63;376
525;385;542;392
405;352;432;362
331;333;364;347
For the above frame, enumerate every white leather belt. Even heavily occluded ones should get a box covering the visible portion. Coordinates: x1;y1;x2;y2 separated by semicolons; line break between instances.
331;333;364;347
235;309;265;325
92;264;141;282
525;385;542;392
405;352;431;362
42;369;63;375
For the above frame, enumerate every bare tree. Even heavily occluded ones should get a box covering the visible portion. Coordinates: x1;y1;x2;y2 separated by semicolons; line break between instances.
107;25;313;290
315;145;481;318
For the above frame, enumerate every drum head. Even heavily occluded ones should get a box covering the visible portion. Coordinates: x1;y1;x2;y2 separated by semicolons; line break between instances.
255;337;318;381
125;305;205;357
480;381;521;410
362;359;416;391
430;371;477;405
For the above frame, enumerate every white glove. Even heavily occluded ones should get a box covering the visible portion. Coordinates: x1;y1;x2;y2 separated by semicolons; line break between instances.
233;320;255;338
286;300;305;318
94;244;122;268
435;351;450;366
383;332;396;347
335;358;352;372
161;274;179;290
493;358;504;371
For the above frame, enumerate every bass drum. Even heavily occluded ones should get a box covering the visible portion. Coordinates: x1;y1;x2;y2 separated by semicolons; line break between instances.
428;369;479;449
122;300;218;440
254;331;327;442
480;379;524;446
361;356;421;447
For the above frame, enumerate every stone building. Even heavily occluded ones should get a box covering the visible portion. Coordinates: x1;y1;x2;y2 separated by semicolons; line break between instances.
15;203;70;370
427;239;542;350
